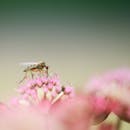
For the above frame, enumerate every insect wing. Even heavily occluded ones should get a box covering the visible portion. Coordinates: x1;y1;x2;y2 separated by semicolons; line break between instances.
19;62;38;66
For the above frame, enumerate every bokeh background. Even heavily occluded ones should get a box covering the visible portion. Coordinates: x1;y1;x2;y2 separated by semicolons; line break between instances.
0;0;130;129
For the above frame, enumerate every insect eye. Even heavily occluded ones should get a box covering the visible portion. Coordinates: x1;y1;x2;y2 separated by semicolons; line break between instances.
46;66;49;69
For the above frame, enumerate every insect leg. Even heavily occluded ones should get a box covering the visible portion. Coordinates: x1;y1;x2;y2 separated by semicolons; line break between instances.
30;71;34;79
45;66;49;76
19;72;28;84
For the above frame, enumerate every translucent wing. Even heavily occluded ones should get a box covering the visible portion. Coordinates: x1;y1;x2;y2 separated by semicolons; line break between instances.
19;62;38;66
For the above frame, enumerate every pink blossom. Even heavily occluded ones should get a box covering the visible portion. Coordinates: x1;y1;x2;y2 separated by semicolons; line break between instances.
36;78;42;86
0;103;8;112
85;68;130;122
55;85;62;93
87;95;110;124
64;86;73;95
17;73;75;108
98;123;116;130
0;106;63;130
51;95;92;130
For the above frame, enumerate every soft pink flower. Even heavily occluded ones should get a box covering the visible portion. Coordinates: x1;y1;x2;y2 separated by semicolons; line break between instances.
0;106;63;130
51;95;92;130
98;123;116;130
0;103;8;112
85;68;130;122
17;74;75;110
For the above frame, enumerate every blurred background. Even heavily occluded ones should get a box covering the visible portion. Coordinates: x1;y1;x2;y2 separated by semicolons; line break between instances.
0;1;130;128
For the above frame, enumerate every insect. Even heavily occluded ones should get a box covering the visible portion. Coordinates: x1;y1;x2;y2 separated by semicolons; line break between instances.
19;61;49;83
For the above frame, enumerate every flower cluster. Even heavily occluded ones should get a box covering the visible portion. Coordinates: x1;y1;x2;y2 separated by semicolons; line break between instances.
11;74;74;107
0;65;130;130
85;68;130;122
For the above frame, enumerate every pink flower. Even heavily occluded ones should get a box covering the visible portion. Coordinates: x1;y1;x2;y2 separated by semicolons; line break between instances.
87;95;110;124
51;95;92;130
0;103;8;112
98;123;116;130
0;106;63;130
17;74;75;109
85;68;130;123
